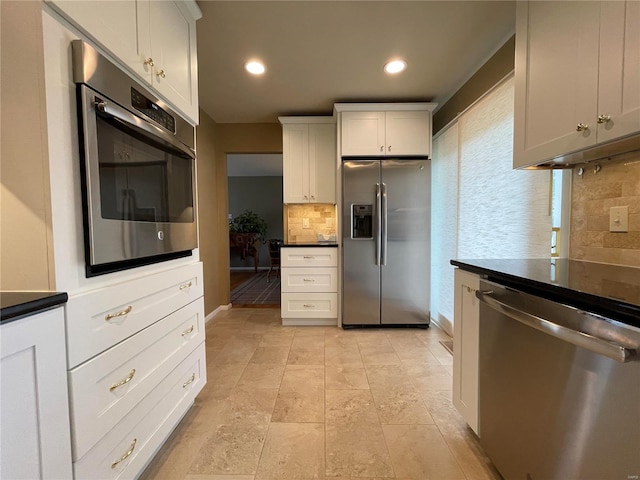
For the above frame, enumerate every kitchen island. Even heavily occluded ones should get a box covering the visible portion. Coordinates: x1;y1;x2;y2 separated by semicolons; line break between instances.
451;258;640;327
1;290;68;323
1;290;73;479
450;258;640;479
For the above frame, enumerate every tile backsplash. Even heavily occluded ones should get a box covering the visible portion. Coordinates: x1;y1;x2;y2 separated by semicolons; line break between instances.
570;155;640;267
286;204;336;243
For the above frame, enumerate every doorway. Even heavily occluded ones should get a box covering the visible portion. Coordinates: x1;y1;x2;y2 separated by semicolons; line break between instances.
227;153;283;306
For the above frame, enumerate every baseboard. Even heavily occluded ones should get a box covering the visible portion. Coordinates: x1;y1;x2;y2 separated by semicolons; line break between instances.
230;267;269;272
282;318;338;327
431;313;453;337
205;303;231;323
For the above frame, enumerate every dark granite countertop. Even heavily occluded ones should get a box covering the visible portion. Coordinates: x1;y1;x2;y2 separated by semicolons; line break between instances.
1;291;69;324
451;259;640;328
282;242;339;248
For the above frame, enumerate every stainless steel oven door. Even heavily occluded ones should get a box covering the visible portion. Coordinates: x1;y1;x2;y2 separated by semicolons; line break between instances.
78;84;197;267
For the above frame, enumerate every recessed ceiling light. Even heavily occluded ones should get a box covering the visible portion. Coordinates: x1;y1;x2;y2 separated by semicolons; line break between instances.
384;60;407;74
245;60;266;75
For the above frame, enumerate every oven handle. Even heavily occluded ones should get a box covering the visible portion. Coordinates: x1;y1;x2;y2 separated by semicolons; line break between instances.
95;99;195;159
476;290;636;363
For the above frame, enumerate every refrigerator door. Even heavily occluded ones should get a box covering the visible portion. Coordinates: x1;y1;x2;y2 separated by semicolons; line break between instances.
342;160;381;325
381;159;430;325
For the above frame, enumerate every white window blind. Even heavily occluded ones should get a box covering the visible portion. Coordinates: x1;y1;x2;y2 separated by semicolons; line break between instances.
431;76;551;332
430;123;459;329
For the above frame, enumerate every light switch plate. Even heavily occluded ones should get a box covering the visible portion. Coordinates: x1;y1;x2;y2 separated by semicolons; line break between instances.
609;206;629;232
302;218;310;229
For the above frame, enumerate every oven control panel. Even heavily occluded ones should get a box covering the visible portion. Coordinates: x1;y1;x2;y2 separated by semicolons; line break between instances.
131;88;176;133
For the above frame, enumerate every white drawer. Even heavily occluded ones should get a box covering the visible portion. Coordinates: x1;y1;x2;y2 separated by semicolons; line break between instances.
281;292;338;318
281;247;337;267
73;343;206;480
281;267;337;293
66;262;203;368
68;297;205;460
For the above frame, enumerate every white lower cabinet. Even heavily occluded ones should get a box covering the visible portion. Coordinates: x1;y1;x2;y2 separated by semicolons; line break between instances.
67;262;206;479
281;247;338;326
68;297;205;460
452;268;480;435
0;307;73;479
73;344;206;480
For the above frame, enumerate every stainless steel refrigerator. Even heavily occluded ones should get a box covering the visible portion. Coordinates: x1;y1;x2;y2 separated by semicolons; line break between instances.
342;159;430;326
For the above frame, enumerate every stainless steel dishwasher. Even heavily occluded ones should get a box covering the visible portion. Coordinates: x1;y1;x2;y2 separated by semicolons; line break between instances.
476;279;640;480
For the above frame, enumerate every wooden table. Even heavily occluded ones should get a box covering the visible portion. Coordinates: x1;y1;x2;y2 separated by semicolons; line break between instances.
229;233;261;272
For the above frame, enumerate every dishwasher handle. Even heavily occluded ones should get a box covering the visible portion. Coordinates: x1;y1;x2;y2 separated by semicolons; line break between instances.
476;290;636;364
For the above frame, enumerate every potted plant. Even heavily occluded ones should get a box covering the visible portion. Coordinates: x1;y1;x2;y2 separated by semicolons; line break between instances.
228;210;268;238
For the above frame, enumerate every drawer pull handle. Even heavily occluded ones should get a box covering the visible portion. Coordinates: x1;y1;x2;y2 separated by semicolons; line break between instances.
303;256;315;259
181;325;194;337
111;438;137;469
303;278;315;282
110;369;136;392
183;373;196;388
179;281;193;290
303;304;315;308
105;305;132;321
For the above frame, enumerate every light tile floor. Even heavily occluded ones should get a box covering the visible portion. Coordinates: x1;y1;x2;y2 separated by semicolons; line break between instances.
140;308;501;480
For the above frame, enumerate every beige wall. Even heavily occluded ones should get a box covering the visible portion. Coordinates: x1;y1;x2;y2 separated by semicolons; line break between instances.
433;36;515;135
1;1;55;290
570;155;640;267
196;120;282;314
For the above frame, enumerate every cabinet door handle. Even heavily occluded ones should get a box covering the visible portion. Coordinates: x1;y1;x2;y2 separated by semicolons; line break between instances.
143;58;154;67
597;114;611;124
181;325;194;337
183;373;196;388
111;438;137;469
303;304;315;308
576;123;589;132
156;69;166;79
380;145;384;152
180;281;193;290
110;369;136;392
388;145;391;152
105;305;132;321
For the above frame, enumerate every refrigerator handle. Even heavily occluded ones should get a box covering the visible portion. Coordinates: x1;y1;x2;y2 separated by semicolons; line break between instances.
382;182;388;266
376;183;381;266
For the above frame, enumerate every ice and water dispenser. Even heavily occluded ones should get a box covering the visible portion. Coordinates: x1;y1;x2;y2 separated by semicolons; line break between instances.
351;204;373;239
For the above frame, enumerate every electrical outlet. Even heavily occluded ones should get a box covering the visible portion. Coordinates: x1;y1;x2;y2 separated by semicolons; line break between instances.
609;206;629;232
302;218;310;229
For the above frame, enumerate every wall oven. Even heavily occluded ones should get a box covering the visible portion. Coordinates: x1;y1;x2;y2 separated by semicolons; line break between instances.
72;40;197;276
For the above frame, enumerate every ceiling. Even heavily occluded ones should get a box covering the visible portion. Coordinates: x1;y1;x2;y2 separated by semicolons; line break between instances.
196;1;516;124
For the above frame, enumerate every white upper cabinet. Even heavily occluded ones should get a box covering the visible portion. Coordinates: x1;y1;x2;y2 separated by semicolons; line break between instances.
308;123;337;203
597;1;640;143
336;104;436;157
340;111;386;156
385;111;432;156
514;0;640;168
280;117;336;204
146;1;199;122
47;0;201;124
